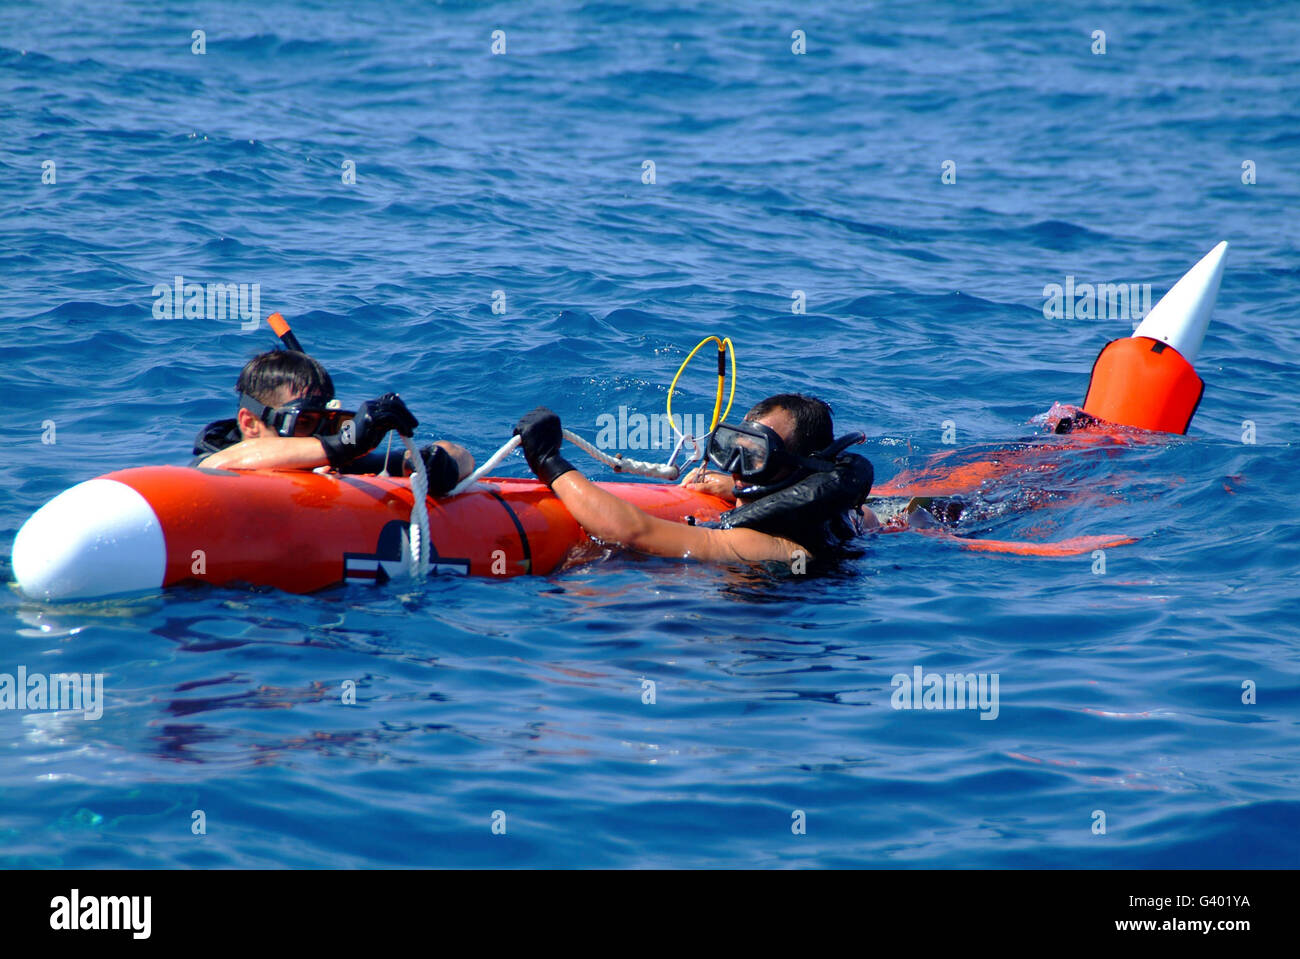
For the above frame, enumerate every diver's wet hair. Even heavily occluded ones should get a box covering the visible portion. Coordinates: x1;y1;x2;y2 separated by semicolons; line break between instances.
745;393;834;455
235;350;334;406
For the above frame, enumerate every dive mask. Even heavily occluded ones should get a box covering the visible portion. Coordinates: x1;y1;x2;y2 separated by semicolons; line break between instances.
706;420;838;486
239;392;355;438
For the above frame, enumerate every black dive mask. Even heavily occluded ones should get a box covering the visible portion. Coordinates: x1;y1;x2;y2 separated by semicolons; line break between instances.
238;391;355;438
711;427;866;499
707;421;836;485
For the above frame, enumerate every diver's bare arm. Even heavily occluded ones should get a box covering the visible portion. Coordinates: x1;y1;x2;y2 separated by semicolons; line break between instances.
196;438;329;470
550;472;805;563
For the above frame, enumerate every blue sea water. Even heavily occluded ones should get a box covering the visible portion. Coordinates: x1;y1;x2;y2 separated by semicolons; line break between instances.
2;0;1298;868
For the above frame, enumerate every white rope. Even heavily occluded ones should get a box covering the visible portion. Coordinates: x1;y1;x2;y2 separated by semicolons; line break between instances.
401;436;430;580
389;424;687;574
561;429;681;480
443;428;688;499
445;434;523;497
388;423;705;580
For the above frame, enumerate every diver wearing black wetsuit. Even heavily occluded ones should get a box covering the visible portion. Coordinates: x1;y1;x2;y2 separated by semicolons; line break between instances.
511;392;875;565
191;349;463;496
691;425;875;556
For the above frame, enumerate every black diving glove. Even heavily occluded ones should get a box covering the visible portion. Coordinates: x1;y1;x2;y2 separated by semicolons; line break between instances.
513;407;577;487
319;392;418;469
406;443;461;497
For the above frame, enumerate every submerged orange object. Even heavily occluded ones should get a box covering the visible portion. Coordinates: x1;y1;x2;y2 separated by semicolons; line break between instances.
948;532;1138;556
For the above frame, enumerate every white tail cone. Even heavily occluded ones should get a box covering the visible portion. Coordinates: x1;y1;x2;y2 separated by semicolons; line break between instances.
12;479;167;601
1132;241;1228;365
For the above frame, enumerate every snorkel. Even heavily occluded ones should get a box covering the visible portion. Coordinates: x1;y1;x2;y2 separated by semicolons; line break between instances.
242;313;350;437
267;310;306;353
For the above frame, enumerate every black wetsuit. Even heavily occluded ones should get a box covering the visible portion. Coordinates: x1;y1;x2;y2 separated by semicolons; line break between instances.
190;418;461;495
696;452;875;556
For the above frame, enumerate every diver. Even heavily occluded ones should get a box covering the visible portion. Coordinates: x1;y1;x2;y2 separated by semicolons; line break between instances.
512;393;877;564
192;349;474;495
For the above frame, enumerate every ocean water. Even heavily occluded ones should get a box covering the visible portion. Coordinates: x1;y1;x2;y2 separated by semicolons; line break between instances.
2;0;1298;867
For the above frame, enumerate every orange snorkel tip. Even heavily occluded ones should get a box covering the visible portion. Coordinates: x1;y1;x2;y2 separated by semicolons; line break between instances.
266;312;306;354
